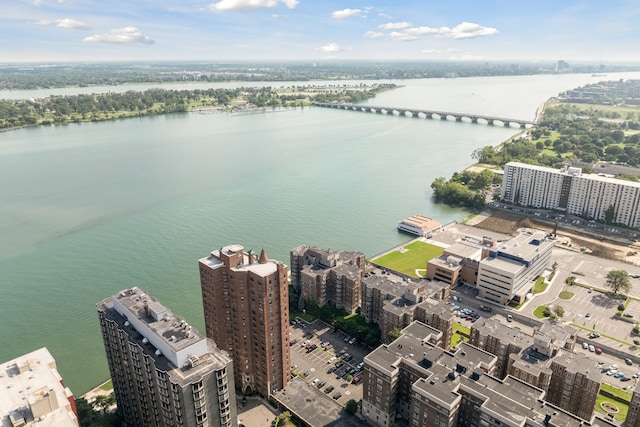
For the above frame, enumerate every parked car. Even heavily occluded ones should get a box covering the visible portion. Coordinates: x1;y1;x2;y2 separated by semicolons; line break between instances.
507;314;513;322
582;342;589;350
479;305;492;312
317;381;326;389
589;345;595;352
626;358;633;366
352;376;361;384
624;313;634;318
595;347;602;355
333;392;342;400
324;385;334;394
614;372;625;379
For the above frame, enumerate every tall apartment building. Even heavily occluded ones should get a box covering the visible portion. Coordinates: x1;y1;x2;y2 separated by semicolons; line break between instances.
362;321;593;427
97;287;236;427
502;161;640;228
290;246;365;313
0;348;78;427
199;245;290;397
476;231;553;305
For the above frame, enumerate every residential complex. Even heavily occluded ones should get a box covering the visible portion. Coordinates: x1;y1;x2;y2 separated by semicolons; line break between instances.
0;348;78;427
501;161;640;228
361;275;451;345
97;287;236;427
199;245;290;397
361;321;596;427
290;245;365;313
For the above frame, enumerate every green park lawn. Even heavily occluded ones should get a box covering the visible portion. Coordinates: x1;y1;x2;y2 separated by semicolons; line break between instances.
372;241;444;278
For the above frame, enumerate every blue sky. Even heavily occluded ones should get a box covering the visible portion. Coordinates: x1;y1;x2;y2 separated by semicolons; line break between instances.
3;0;640;63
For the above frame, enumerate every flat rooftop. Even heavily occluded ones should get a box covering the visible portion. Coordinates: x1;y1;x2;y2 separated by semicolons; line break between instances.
98;288;232;385
273;377;368;427
0;348;77;427
399;215;441;230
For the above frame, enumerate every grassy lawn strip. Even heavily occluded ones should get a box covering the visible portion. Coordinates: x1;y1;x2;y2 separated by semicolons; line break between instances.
451;323;471;347
533;306;550;319
596;393;628;422
372;241;444;278
98;380;113;391
532;277;548;294
558;291;574;299
601;383;632;402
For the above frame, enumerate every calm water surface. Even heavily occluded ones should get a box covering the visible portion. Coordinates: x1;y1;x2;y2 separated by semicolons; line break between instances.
2;73;640;393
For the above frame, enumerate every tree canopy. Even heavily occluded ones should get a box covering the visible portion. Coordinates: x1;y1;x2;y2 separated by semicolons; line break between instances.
606;270;632;294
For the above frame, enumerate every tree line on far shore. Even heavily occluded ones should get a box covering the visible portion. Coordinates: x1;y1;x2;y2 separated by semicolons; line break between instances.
0;84;395;131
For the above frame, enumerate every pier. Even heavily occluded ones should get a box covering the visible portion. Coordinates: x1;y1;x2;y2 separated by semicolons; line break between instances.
313;102;537;128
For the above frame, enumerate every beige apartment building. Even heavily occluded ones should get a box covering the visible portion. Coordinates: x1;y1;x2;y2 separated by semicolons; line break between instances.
199;245;290;397
97;287;236;427
0;348;78;427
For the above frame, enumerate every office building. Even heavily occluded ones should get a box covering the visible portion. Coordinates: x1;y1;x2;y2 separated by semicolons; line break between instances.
476;231;553;305
97;287;236;427
0;348;78;427
290;246;365;313
501;162;640;228
199;245;290;397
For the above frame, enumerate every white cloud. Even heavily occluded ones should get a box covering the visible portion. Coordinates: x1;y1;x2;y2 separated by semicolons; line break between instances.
438;22;498;39
56;18;91;30
421;49;444;54
331;8;361;19
378;21;411;30
405;26;439;36
318;43;342;52
364;31;384;38
389;32;416;41
36;18;91;30
83;26;154;44
209;0;299;11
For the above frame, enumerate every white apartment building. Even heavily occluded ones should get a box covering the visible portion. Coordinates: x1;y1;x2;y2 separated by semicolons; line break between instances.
502;162;640;228
477;231;553;305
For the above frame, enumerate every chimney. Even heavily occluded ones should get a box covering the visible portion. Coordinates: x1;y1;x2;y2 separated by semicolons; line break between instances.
248;249;253;265
143;301;150;317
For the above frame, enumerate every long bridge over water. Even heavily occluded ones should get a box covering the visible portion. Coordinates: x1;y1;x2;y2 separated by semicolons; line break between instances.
314;102;537;128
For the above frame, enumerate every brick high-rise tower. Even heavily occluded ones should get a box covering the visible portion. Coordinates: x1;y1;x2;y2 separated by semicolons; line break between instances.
199;245;290;397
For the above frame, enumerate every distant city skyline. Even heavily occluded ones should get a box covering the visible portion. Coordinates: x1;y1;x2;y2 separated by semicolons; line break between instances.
3;0;640;63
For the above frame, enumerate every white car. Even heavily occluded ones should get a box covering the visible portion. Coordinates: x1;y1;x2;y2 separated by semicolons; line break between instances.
589;345;595;352
582;342;589;350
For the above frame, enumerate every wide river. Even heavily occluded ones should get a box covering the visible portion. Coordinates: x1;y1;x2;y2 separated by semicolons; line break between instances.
2;72;640;394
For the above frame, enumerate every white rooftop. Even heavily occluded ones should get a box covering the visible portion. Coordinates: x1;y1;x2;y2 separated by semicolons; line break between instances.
0;348;78;427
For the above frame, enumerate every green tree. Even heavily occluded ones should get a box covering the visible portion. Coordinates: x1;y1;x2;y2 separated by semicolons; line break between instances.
345;399;359;414
565;276;576;286
273;411;292;427
553;305;565;318
606;270;631;294
388;327;402;342
604;205;616;225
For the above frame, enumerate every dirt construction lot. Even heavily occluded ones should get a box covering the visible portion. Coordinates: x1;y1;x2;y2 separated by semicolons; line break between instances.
474;210;640;265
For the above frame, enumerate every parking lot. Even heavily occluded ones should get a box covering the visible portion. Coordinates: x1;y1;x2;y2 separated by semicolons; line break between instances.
288;318;365;406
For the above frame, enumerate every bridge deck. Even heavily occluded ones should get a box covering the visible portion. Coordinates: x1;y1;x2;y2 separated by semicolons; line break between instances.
313;102;537;127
